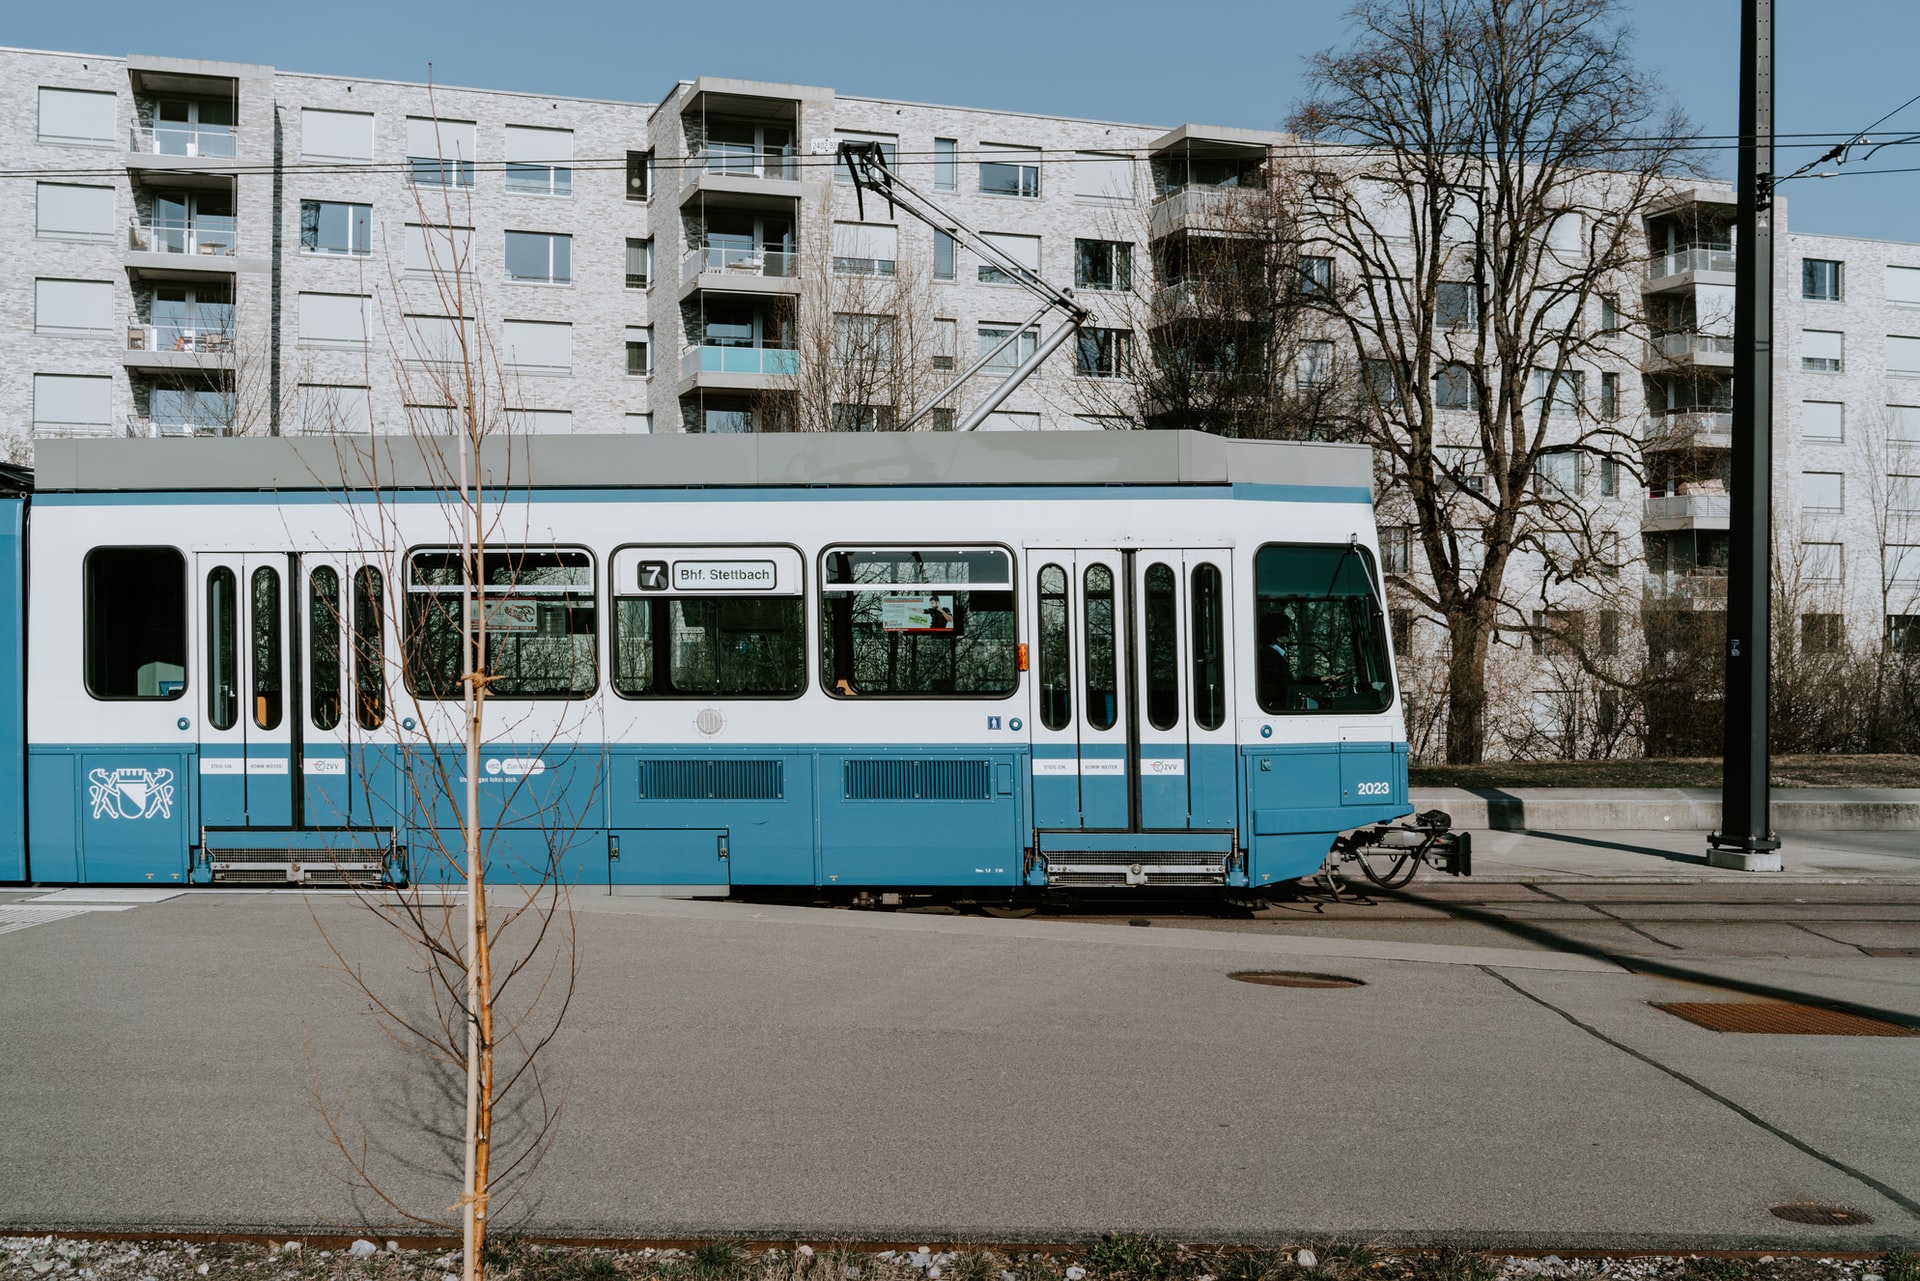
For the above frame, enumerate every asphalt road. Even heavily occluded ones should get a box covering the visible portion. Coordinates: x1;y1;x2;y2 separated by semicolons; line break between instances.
2;839;1918;1251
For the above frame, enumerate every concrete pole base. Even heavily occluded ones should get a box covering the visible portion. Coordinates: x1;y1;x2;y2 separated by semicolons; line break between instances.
1707;848;1784;872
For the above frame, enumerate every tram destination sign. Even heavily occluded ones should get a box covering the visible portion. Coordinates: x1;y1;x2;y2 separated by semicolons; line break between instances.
672;559;778;591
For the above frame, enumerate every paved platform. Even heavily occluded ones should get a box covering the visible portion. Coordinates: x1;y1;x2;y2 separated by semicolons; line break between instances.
1414;788;1920;832
1457;826;1920;883
0;876;1915;1250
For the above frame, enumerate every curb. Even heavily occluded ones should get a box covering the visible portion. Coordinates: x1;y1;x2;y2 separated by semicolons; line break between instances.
1411;787;1920;832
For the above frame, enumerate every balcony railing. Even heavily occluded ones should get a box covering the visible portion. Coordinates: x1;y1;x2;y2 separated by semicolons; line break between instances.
1647;246;1736;279
1645;571;1730;603
1648;332;1736;361
127;314;236;354
693;146;796;181
131;124;238;158
126;414;234;438
129;218;238;257
1645;494;1731;522
1648;410;1734;437
681;345;799;378
681;245;798;284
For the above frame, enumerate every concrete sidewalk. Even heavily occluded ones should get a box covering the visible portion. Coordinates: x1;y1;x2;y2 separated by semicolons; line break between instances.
1415;787;1920;831
1442;825;1920;883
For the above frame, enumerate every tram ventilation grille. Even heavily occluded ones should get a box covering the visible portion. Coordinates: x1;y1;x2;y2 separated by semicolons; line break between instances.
844;759;990;802
210;868;291;884
638;759;783;801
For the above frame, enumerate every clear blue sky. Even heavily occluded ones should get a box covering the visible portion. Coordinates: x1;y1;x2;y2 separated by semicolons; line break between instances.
12;0;1918;242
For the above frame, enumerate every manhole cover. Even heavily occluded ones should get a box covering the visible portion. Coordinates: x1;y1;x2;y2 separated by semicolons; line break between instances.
1230;971;1365;989
1769;1202;1874;1226
1652;1001;1917;1036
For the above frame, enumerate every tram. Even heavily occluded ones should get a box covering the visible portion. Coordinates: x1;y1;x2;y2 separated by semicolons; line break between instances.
0;430;1465;900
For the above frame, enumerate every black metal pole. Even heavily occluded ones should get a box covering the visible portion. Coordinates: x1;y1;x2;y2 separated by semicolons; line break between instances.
1710;0;1783;870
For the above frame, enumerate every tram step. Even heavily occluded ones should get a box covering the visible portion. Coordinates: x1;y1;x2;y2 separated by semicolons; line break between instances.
1041;851;1228;888
200;828;397;885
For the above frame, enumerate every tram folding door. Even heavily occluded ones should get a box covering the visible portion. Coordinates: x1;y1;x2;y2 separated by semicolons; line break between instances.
195;553;294;828
299;555;399;830
1027;550;1236;834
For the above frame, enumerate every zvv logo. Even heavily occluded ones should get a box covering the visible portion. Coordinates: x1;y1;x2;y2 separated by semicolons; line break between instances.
88;767;176;820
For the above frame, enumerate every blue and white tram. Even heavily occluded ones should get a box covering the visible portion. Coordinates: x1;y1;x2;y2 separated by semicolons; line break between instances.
0;431;1463;899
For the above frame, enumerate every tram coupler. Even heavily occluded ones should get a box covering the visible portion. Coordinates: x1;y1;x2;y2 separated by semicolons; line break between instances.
1335;808;1472;884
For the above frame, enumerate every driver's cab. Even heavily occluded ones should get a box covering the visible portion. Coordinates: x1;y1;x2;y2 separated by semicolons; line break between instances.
1253;544;1393;715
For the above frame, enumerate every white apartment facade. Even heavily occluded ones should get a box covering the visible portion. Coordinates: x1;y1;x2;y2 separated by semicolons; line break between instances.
10;47;1920;741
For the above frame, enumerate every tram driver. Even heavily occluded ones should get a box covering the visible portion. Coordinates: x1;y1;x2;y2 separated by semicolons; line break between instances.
1257;610;1339;712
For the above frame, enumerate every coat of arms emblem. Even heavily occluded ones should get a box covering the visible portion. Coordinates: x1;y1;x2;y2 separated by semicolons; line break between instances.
88;767;176;820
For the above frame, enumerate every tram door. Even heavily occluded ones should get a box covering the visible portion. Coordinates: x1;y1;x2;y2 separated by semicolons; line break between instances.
196;553;294;828
1028;550;1235;833
300;557;397;829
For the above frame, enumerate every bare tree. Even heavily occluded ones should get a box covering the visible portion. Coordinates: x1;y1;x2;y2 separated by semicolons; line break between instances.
1289;0;1696;762
304;118;587;1281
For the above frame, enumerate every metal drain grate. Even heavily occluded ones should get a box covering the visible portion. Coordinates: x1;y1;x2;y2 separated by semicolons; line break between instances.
1652;1001;1917;1036
1231;971;1365;989
1769;1202;1874;1225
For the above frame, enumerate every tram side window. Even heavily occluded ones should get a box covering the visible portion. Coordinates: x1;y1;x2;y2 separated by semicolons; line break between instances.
1143;562;1179;731
822;547;1017;697
310;567;341;731
613;596;805;697
1037;564;1071;729
404;549;596;699
85;548;188;701
353;567;385;729
1253;544;1393;715
1191;562;1226;730
252;565;283;730
207;567;238;729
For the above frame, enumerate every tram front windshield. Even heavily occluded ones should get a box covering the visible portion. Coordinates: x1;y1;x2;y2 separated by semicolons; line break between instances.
1253;544;1393;714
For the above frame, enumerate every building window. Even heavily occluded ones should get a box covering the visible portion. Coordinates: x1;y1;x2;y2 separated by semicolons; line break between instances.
1890;336;1920;377
1598;610;1621;656
626;238;653;289
627;150;652;201
1599;371;1620;420
38;87;117;147
1381;526;1411;576
1535;451;1581;497
1801;614;1844;653
501;320;572;373
1802;542;1844;583
36;182;114;242
404;223;474;276
832;404;895;432
1363;358;1404;407
1074;240;1133;291
298;292;370;348
34;279;113;338
1803;329;1844;372
1528;367;1583;418
933;318;956;371
979;144;1040;197
933;137;957;191
1891;405;1920;444
1073;328;1132;378
505;231;571;284
1801;400;1844;443
404;116;476;187
832;313;896;366
626;327;652;376
1802;472;1844;513
1889;615;1920;653
1530;609;1584;657
1391;612;1413;657
86;548;187;700
1600;294;1621;330
933;230;956;282
299;200;371;256
1295;341;1334;390
979;232;1040;285
835;132;898;182
1892;475;1920;514
1436;280;1480;329
1299;255;1333;298
1803;259;1844;301
504;125;573;196
980;325;1038;375
1890;266;1920;307
1435;363;1478;410
929;408;955;432
833;222;898;277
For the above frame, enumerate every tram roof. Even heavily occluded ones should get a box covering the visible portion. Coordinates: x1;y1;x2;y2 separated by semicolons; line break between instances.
30;431;1371;495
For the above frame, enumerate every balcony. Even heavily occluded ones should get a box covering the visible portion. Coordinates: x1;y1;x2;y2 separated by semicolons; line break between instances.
131;123;238;158
680;345;798;378
1643;493;1731;532
1644;410;1734;450
1148;186;1260;239
1645;245;1735;291
126;414;234;438
129;217;237;258
681;245;798;287
124;309;236;372
1644;570;1729;604
1646;332;1735;368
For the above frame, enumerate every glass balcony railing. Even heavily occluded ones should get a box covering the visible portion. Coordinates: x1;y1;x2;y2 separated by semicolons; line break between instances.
693;145;796;181
126;414;234;438
1648;409;1734;436
1645;494;1731;522
681;245;798;284
130;218;238;257
1648;332;1736;360
1647;246;1736;279
131;123;238;158
681;345;799;378
127;311;236;355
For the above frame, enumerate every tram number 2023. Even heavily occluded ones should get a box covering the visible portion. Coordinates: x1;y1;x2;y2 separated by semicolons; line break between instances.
1353;781;1392;797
